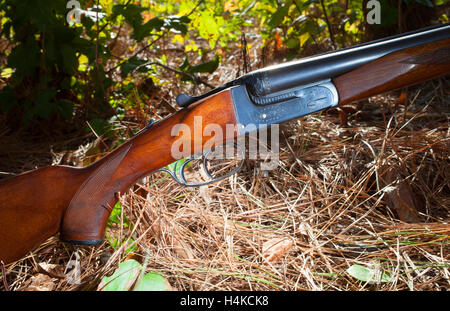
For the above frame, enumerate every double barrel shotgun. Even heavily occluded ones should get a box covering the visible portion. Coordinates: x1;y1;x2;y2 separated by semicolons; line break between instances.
0;23;449;265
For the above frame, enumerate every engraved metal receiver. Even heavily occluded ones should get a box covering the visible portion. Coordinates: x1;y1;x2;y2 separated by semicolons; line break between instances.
231;79;339;135
159;80;338;188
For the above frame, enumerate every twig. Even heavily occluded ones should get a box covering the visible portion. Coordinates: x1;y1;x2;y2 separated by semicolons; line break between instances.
106;34;165;75
185;0;204;17
132;61;215;89
106;0;200;76
319;0;336;49
85;121;109;150
93;1;128;131
241;33;250;74
94;0;107;101
96;0;133;36
106;0;197;77
1;260;9;291
0;172;17;176
292;2;321;50
95;1;104;90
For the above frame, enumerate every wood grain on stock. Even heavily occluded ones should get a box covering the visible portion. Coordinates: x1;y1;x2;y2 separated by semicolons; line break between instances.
0;166;88;265
333;39;450;105
0;89;236;264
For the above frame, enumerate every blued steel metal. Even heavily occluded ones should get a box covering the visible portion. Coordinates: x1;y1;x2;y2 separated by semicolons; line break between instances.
231;80;339;135
241;23;450;97
176;23;449;108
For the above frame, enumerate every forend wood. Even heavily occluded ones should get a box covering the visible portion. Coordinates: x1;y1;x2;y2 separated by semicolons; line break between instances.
333;38;450;105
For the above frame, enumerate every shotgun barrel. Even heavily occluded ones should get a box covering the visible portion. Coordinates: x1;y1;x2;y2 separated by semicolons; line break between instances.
242;23;450;97
176;22;450;107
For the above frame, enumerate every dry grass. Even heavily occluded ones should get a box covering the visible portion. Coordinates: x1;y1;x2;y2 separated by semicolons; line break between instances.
1;76;448;291
113;81;449;291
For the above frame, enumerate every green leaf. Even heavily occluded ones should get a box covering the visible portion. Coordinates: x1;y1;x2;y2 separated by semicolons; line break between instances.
0;86;18;113
177;15;191;24
107;236;138;254
87;118;111;136
60;44;78;75
33;89;57;118
54;100;74;120
179;56;190;71
134;272;171;291
178;55;220;82
81;14;95;31
107;201;130;227
268;5;289;28
286;38;299;49
120;56;149;77
166;158;189;172
8;37;40;77
165;16;190;34
346;264;392;284
133;17;164;41
100;260;142;291
188;55;220;74
71;37;95;58
301;20;320;37
112;4;145;26
299;32;311;47
100;259;172;291
376;0;398;27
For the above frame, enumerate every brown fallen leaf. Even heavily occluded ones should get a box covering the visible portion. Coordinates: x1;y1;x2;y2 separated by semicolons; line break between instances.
262;237;294;263
37;263;65;279
396;89;408;107
172;236;195;260
124;252;142;263
379;165;422;223
21;274;57;291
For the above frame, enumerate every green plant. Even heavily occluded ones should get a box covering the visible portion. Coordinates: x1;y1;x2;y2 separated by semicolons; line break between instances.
0;0;232;125
0;0;445;127
0;0;95;120
99;259;171;291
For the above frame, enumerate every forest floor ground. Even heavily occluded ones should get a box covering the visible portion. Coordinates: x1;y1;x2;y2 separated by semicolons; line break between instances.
1;31;449;291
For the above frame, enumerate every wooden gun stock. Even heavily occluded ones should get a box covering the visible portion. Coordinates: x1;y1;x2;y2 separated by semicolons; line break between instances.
334;38;450;105
0;90;237;264
0;166;87;264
